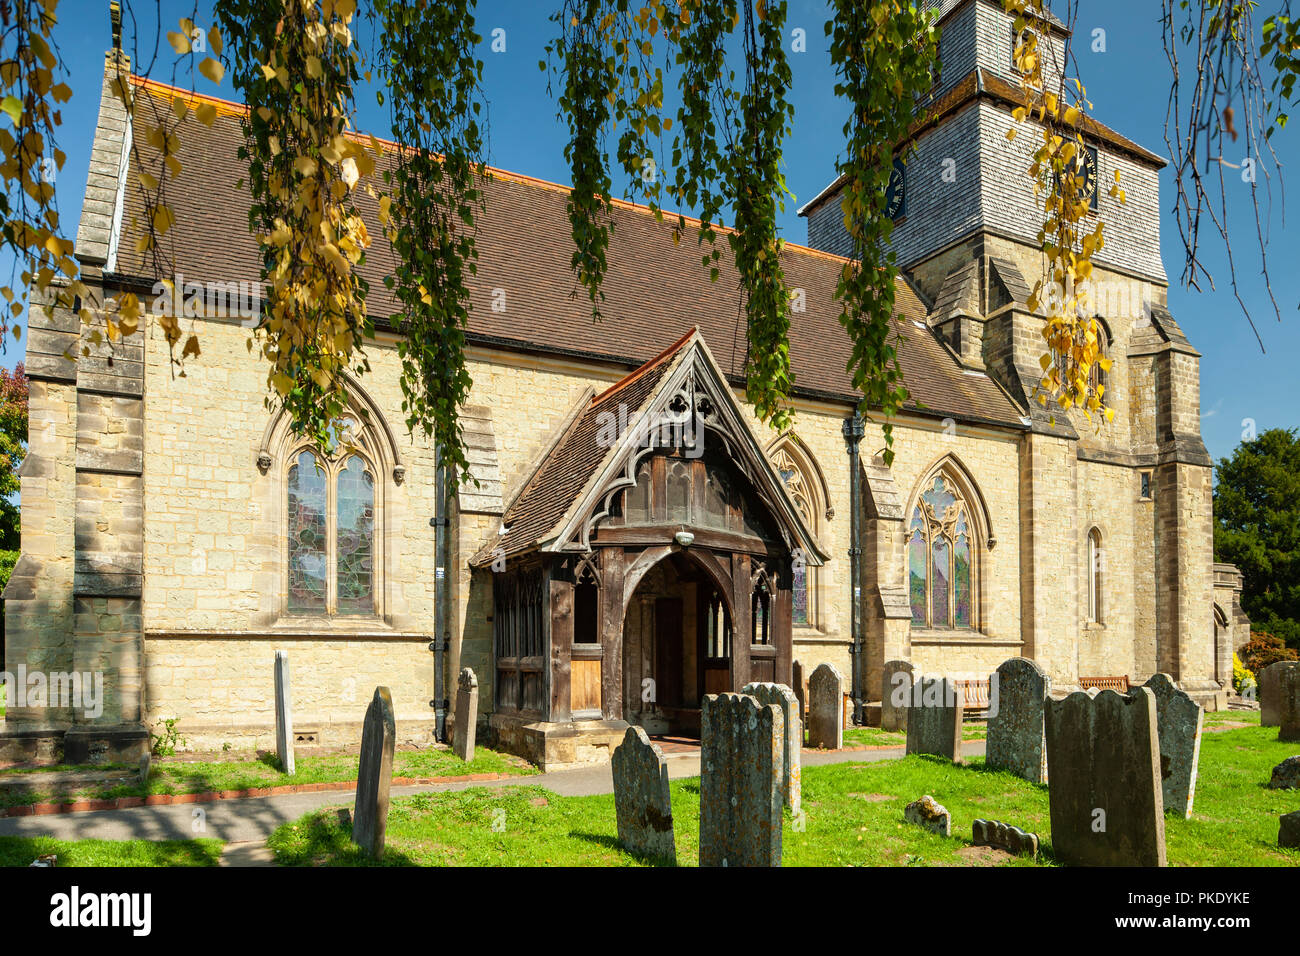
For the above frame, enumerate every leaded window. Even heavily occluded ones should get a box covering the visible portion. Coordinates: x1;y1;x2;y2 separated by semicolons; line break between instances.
772;444;820;628
286;445;376;617
908;474;975;629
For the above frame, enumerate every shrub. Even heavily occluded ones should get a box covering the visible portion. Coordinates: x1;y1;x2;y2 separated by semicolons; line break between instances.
1238;630;1299;675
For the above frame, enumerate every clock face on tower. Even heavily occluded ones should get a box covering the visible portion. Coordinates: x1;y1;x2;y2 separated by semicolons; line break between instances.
1080;143;1099;212
885;158;906;220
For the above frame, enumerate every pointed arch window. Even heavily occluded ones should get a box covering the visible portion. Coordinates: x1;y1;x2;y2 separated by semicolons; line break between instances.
286;430;377;617
908;474;976;629
771;441;824;628
1087;527;1103;624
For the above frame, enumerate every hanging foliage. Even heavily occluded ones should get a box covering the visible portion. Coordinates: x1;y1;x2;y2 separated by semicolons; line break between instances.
825;0;939;463
371;0;487;487
1004;0;1119;422
546;0;796;431
217;0;375;450
0;0;84;342
1163;0;1289;338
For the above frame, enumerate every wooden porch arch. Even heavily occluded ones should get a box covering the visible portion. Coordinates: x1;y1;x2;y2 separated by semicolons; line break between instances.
620;544;735;617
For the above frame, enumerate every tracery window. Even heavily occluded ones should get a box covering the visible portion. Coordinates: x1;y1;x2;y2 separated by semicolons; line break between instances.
907;474;975;629
286;427;376;616
772;443;821;628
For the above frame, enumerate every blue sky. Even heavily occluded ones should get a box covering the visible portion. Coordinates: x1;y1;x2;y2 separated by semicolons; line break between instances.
4;0;1297;467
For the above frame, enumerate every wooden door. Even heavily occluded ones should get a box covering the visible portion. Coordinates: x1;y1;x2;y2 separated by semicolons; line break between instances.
654;597;684;709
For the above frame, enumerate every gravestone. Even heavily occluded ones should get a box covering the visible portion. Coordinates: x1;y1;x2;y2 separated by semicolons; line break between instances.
1279;663;1300;743
806;663;843;750
611;726;676;863
881;660;914;733
1280;811;1300;849
792;661;806;728
274;650;294;775
742;681;802;815
453;667;479;761
985;658;1049;782
352;686;396;859
972;819;1039;859
905;675;964;764
1144;673;1203;818
903;795;951;836
1258;661;1296;727
699;693;783;867
1044;687;1166;867
1269;755;1300;790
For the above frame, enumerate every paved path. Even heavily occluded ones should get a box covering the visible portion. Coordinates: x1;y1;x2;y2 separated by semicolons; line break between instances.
0;741;985;850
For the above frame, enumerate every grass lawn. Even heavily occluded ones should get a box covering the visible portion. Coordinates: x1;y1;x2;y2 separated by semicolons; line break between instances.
0;836;223;867
842;722;987;749
268;722;1300;867
0;746;534;810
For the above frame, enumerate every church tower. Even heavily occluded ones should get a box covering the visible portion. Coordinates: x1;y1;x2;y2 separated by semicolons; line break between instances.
800;0;1224;704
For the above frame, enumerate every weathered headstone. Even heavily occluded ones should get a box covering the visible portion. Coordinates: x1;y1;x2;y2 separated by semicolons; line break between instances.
352;686;396;859
1258;661;1295;727
972;819;1039;859
1269;755;1300;790
806;663;843;750
453;667;479;761
742;681;802;815
905;675;964;764
1279;663;1300;743
1144;673;1203;818
903;795;951;836
611;726;676;863
985;658;1049;782
1044;687;1166;866
699;693;783;867
792;660;806;728
274;649;294;775
1280;811;1300;849
881;660;914;733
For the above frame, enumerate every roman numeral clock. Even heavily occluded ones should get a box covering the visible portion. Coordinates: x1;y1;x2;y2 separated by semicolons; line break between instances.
886;158;906;220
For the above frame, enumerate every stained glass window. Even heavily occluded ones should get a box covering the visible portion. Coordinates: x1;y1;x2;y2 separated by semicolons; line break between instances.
931;537;951;627
286;446;378;617
287;451;327;614
773;445;817;627
336;455;375;615
909;509;927;625
907;473;978;630
954;515;972;628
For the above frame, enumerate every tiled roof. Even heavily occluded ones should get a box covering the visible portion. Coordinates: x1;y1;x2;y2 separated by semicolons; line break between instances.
110;76;1024;430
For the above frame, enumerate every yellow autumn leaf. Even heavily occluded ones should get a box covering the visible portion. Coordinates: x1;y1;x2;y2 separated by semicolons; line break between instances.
196;103;217;126
199;58;225;84
167;31;191;55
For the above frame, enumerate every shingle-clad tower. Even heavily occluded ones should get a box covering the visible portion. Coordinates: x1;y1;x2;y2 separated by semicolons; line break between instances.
800;0;1224;705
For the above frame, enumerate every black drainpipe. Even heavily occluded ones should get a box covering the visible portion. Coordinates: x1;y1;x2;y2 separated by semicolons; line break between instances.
843;412;865;726
430;447;450;742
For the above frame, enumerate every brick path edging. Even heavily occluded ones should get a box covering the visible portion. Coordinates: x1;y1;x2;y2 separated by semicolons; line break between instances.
0;772;517;819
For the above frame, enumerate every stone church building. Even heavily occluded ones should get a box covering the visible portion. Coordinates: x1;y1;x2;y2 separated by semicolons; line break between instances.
2;0;1246;767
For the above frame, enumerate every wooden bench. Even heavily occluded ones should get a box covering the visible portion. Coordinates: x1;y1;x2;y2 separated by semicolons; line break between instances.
955;678;991;719
1079;675;1130;693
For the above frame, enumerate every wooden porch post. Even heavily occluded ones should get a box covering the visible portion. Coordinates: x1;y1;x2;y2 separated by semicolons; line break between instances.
600;549;626;720
775;579;793;686
731;552;752;691
548;567;573;723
